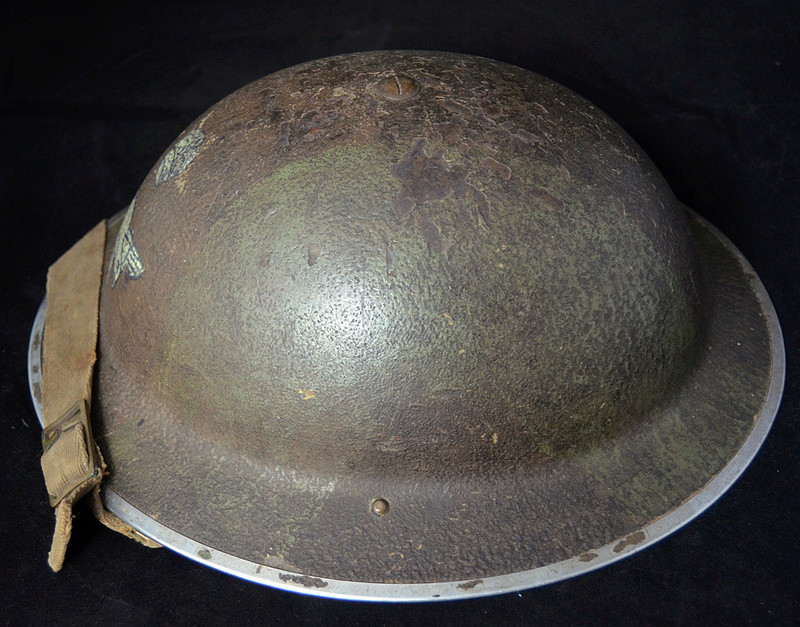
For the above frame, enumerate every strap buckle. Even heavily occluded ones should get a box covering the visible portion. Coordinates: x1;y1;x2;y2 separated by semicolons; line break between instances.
41;400;101;507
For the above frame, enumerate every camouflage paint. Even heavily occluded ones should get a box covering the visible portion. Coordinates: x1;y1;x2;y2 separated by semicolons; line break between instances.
93;52;775;584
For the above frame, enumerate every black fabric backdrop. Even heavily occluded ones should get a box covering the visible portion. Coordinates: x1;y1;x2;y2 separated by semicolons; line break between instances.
1;1;798;624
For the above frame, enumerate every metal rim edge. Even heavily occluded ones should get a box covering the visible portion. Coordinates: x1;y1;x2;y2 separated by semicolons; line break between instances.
27;209;786;602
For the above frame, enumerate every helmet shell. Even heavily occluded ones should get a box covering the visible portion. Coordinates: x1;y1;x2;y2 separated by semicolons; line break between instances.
90;51;778;593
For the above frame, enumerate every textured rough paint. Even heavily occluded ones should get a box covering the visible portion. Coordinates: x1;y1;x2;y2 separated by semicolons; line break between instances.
93;52;775;584
110;199;144;286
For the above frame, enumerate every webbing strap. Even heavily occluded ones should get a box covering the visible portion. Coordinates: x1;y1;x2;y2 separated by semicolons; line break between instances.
41;221;158;572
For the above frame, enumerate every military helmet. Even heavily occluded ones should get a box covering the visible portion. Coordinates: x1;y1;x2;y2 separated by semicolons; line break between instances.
29;50;784;601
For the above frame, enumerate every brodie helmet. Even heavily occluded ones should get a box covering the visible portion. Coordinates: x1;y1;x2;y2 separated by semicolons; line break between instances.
29;51;784;601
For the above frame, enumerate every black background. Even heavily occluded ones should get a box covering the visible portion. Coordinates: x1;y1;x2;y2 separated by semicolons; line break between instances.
1;1;798;624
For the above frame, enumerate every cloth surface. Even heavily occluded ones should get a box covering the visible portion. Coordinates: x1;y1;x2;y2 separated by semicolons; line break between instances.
41;222;105;571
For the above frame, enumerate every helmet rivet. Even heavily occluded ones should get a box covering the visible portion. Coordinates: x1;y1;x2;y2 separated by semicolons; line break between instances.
370;497;390;516
374;75;419;101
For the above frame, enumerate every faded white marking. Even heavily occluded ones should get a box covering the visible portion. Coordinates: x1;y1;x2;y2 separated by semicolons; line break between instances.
111;199;144;286
155;128;205;186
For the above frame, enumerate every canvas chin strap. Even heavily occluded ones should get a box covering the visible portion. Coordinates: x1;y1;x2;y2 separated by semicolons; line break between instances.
40;221;159;572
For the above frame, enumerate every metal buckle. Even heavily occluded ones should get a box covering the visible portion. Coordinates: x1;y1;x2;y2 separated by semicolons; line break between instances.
41;400;100;506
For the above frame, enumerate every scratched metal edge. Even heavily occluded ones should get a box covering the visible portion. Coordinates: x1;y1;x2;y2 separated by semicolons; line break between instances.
27;208;786;602
27;299;46;417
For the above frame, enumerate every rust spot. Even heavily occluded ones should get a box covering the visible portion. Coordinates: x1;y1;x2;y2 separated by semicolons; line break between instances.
529;187;564;211
298;388;316;400
32;381;42;404
279;573;329;589
579;552;599;562
307;242;321;266
480;156;511;181
612;530;646;553
255;564;262;574
31;332;41;352
197;549;212;560
443;312;454;325
31;364;39;374
457;579;483;590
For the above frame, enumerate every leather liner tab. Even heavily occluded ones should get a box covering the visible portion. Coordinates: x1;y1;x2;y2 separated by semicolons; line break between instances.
41;400;100;507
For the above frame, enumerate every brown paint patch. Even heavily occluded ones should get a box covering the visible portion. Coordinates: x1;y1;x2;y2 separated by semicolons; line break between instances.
456;197;474;229
532;102;549;115
457;579;484;590
279;121;290;146
480;156;512;181
612;530;646;553
392;138;493;247
393;138;468;205
393;195;416;223
579;552;599;562
470;185;492;224
443;98;470;118
307;242;321;266
514;129;539;144
279;573;328;588
416;213;451;254
529;187;564;211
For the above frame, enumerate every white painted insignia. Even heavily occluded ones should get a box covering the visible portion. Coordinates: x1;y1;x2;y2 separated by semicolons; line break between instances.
111;199;144;286
155;128;205;186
